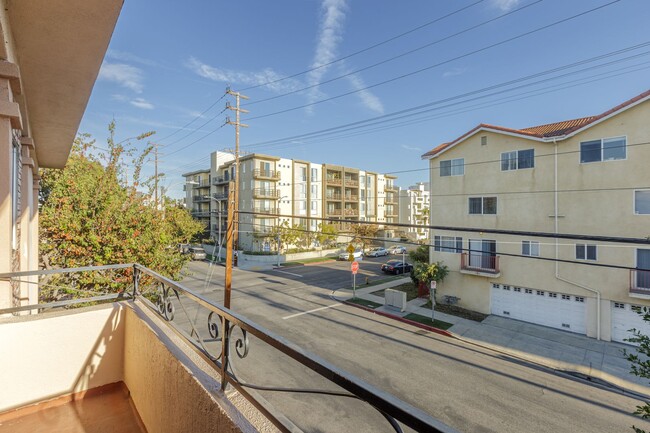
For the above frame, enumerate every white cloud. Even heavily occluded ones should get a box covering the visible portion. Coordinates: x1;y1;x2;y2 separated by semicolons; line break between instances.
306;0;348;108
401;144;422;151
111;94;129;102
130;98;154;110
442;67;467;78
99;62;144;93
186;57;300;93
492;0;520;11
106;49;158;67
344;70;383;114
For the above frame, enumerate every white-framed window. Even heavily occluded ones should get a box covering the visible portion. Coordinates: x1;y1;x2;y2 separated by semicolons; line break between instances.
434;236;462;253
311;168;318;182
580;136;626;163
299;167;307;182
440;158;464;177
469;197;497;214
634;190;650;214
501;149;534;171
311;201;317;211
311;184;318;198
576;244;597;261
522;240;539;257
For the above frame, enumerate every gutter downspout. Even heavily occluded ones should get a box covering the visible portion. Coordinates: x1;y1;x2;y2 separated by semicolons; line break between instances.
552;138;601;340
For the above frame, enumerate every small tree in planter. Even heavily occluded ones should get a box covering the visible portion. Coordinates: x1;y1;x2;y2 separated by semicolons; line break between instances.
411;261;448;299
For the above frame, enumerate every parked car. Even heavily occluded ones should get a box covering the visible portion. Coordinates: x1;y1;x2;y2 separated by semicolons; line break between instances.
364;247;388;257
387;246;407;255
187;247;206;260
338;249;363;261
380;260;413;274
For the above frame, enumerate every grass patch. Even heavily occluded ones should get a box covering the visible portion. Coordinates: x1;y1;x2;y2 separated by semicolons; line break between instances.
372;282;421;301
282;256;337;266
420;300;488;322
403;313;452;330
347;298;383;309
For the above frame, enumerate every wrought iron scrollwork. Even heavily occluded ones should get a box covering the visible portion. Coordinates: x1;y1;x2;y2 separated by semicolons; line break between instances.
230;326;250;359
156;283;175;321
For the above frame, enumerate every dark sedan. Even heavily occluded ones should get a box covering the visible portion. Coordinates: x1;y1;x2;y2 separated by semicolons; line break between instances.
380;260;413;275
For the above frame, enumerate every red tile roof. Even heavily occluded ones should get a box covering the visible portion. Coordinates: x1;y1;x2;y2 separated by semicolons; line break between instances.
422;89;650;159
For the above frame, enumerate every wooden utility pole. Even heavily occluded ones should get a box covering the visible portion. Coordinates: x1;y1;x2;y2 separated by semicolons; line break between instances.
224;88;248;309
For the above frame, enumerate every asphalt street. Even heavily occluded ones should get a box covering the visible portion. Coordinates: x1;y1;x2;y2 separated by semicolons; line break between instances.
164;258;645;433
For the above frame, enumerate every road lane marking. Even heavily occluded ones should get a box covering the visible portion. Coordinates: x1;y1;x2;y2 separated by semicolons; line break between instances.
282;303;342;320
273;269;303;277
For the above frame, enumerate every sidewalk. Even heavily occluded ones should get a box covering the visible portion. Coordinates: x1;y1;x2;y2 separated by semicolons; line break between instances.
335;278;650;398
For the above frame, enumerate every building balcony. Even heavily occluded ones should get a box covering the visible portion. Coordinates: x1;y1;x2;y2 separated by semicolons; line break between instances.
327;209;342;216
253;188;280;199
253;169;281;180
344;195;358;202
213;176;230;185
344;208;359;216
460;253;501;277
191;210;211;218
212;192;228;200
385;185;398;192
254;207;279;215
326;178;342;186
630;269;650;298
326;193;342;201
344;179;358;188
0;264;448;433
192;195;210;202
252;226;275;237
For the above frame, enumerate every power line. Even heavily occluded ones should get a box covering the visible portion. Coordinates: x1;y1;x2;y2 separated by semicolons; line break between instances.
245;0;622;122
239;0;487;92
157;92;228;143
243;40;648;148
245;0;543;106
165;121;228;158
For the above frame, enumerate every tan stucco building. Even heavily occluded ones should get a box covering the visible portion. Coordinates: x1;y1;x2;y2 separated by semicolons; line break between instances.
422;90;650;343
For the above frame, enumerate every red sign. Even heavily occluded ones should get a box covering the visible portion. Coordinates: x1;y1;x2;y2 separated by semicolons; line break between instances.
351;261;359;274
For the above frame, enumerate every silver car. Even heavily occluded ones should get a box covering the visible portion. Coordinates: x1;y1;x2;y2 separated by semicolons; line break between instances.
188;247;206;260
365;247;388;257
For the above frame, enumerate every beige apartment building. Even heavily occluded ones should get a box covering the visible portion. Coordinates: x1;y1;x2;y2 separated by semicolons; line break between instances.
184;151;398;252
422;89;650;343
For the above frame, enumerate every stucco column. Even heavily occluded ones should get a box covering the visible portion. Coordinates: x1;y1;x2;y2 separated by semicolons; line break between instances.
0;60;24;312
31;172;40;307
19;137;35;308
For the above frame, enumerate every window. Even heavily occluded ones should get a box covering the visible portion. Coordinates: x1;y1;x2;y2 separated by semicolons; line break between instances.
525;289;532;294
614;302;624;309
311;168;318;182
522;241;539;257
481;135;487;146
311;184;318;198
576;244;597;261
440;158;464;177
434;236;462;253
469;197;497;214
549;292;557;298
635;190;650;214
501;149;534;171
299;167;307;182
580;136;626;163
536;290;544;296
513;287;521;292
575;297;585;302
311;201;317;211
562;294;570;300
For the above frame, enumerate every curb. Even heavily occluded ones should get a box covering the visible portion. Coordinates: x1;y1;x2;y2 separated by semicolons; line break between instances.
342;300;453;338
342;298;650;400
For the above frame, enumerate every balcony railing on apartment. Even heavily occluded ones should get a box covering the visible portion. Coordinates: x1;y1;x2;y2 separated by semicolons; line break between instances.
193;195;210;202
630;269;650;295
344;195;358;201
253;188;281;199
327;209;342;216
326;177;342;185
344;179;358;187
460;253;500;275
0;265;453;433
253;169;281;180
192;210;211;218
254;207;279;215
213;192;228;200
253;226;275;236
213;176;230;185
326;193;342;201
344;208;359;216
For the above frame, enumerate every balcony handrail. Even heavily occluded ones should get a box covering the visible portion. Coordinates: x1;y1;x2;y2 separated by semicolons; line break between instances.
460;252;499;273
0;264;455;433
253;168;281;179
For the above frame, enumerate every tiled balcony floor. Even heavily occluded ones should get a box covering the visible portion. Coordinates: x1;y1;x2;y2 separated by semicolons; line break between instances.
0;383;145;433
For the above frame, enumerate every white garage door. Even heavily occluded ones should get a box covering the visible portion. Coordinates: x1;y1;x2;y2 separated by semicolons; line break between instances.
490;284;586;334
611;302;650;344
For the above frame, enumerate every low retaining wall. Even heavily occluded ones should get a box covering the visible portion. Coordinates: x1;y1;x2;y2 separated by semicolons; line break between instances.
202;244;338;263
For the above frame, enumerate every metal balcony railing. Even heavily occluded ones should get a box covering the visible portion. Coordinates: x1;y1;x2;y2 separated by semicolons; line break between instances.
344;195;358;202
630;269;650;295
212;192;228;200
253;169;281;180
344;208;358;216
193;195;210;202
213;176;230;185
461;253;499;274
253;188;280;199
0;264;452;432
344;179;359;187
253;207;278;215
192;210;211;218
326;194;342;201
327;209;342;216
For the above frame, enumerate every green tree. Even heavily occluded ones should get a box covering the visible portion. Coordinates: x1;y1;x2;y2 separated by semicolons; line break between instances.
350;223;379;252
624;306;650;433
39;123;203;300
411;261;449;289
315;223;338;247
409;244;430;264
269;221;303;252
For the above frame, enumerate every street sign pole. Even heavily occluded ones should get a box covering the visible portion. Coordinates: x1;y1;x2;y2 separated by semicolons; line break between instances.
351;260;359;299
430;280;437;323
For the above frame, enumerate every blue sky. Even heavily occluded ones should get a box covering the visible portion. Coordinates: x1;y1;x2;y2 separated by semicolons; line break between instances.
80;0;650;198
